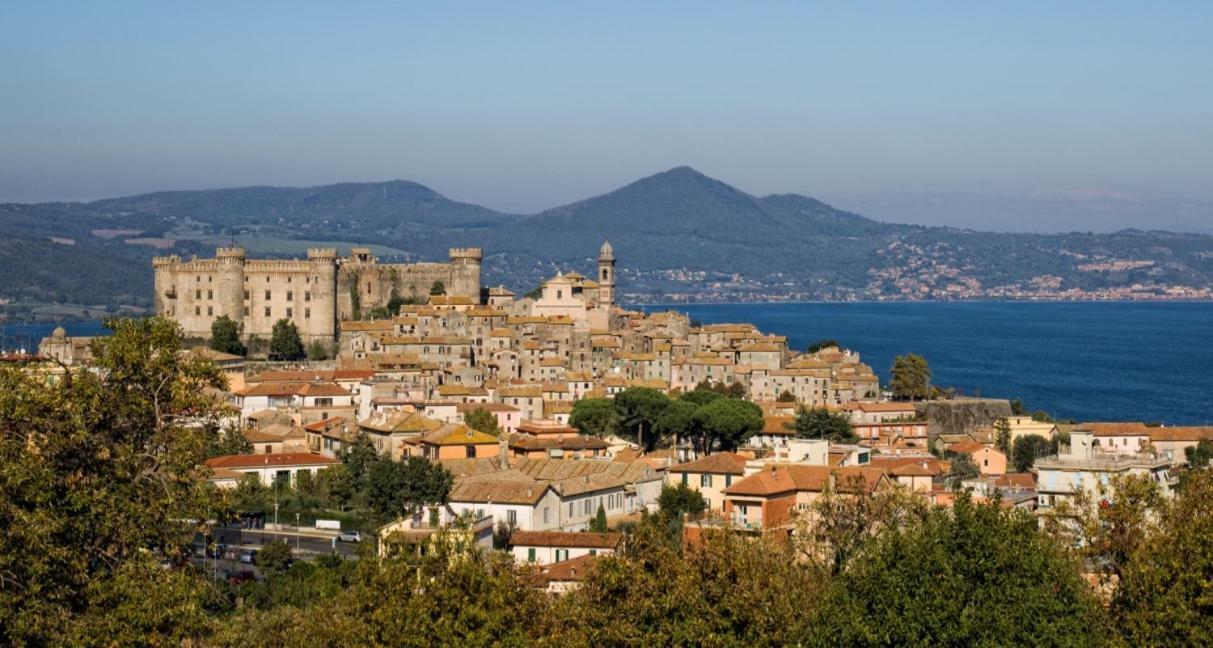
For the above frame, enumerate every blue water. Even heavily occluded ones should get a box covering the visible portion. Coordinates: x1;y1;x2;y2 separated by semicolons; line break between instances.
9;303;1213;424
642;302;1213;426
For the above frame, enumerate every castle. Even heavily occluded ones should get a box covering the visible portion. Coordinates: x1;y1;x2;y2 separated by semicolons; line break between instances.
152;247;482;343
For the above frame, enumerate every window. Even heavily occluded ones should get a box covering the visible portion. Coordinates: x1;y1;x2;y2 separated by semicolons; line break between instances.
207;306;213;316
305;308;311;319
543;508;549;524
681;473;688;486
506;509;517;526
589;549;597;556
725;474;733;487
701;474;712;488
305;291;311;302
265;307;271;317
265;290;272;300
557;290;562;299
264;445;272;454
286;291;293;301
195;289;201;299
527;548;536;562
194;306;200;315
568;503;573;517
555;549;569;562
286;308;292;318
244;290;249;300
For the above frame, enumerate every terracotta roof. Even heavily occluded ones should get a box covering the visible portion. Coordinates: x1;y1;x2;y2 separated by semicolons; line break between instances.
723;465;888;497
511;531;621;549
449;480;551;505
534;554;600;585
994;473;1037;489
420;424;499;446
1147;426;1213;442
670;452;748;475
206;453;339;469
296;382;351;397
1081;422;1153;436
359;411;444;435
508;434;609;452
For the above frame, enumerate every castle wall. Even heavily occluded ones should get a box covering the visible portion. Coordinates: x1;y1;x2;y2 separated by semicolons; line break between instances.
153;247;479;346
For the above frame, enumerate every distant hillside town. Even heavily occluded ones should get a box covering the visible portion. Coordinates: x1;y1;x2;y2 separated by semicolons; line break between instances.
25;240;1210;564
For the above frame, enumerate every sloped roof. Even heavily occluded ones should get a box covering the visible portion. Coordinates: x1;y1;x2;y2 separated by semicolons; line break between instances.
511;531;621;549
206;453;339;469
723;465;888;497
669;452;748;475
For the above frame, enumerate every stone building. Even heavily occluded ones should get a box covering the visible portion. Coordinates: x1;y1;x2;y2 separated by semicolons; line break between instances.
153;246;481;343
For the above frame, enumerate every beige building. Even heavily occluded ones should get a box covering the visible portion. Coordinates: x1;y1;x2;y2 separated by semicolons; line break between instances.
153;246;481;344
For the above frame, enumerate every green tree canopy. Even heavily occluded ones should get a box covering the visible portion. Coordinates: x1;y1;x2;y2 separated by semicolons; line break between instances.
948;452;980;489
590;503;609;532
209;314;246;355
0;317;226;645
654;399;704;453
463;407;502;437
1114;470;1213;644
429;280;446;296
569;398;619;438
786;406;857;443
269;318;305;360
1012;434;1052;472
810;494;1110;646
613;387;671;450
256;540;294;578
1184;439;1213;468
694;397;763;451
366;456;455;521
776;389;797;403
657;482;707;519
680;385;722;406
890;353;932;401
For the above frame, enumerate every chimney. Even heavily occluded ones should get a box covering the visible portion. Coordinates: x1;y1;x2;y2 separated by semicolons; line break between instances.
499;433;510;469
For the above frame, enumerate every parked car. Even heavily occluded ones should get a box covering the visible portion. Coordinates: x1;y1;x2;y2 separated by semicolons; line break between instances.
337;530;362;543
239;549;258;564
228;571;256;585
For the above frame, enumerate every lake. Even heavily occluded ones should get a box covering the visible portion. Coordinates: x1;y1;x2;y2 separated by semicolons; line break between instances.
7;302;1213;424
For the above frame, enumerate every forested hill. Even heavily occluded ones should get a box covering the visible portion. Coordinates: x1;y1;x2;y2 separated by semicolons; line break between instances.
3;167;1213;321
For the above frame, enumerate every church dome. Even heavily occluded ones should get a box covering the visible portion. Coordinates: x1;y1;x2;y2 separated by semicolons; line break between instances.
598;240;614;259
52;326;67;339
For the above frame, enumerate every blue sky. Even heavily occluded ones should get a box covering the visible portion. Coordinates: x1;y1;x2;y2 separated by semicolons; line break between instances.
2;2;1211;232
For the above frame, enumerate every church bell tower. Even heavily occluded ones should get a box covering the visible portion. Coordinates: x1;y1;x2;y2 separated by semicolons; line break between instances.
598;240;616;307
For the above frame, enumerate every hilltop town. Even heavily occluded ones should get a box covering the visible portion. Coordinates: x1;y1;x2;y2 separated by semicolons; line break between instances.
33;242;1210;548
10;239;1213;644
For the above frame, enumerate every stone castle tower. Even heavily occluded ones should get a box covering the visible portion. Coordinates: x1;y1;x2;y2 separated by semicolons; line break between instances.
598;240;616;307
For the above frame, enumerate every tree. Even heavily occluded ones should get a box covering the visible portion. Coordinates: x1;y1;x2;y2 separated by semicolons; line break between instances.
994;417;1012;454
694;397;763;451
209;314;246;355
948;453;980;489
808;339;840;354
0;317;226;644
613;387;670;450
464;407;502;437
653;399;703;453
1184;439;1213;468
776;389;797;403
307;339;330;361
810;494;1110;646
256;540;294;577
590;503;609;533
657;482;707;518
1114;470;1213;644
269;318;305;360
569;398;618;438
1012;434;1052;472
366;456;454;521
429;280;446;296
207;423;252;457
1010;398;1027;416
890;353;931;401
681;385;722;406
316;465;355;511
786;406;857;443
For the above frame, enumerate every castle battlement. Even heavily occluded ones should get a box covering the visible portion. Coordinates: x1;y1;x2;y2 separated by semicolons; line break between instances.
308;248;339;260
152;255;181;268
449;247;483;262
245;259;325;272
215;246;247;259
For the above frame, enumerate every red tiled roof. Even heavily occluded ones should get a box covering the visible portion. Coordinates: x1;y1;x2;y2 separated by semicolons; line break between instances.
205;453;339;469
510;531;621;549
670;452;748;475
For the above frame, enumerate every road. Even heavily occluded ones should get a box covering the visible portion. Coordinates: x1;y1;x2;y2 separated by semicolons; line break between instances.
199;527;367;561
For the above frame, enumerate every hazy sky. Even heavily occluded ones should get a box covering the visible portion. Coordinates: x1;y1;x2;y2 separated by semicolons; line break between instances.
2;2;1211;233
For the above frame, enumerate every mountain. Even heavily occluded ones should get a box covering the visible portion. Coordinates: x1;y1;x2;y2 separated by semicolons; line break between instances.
2;169;1212;321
